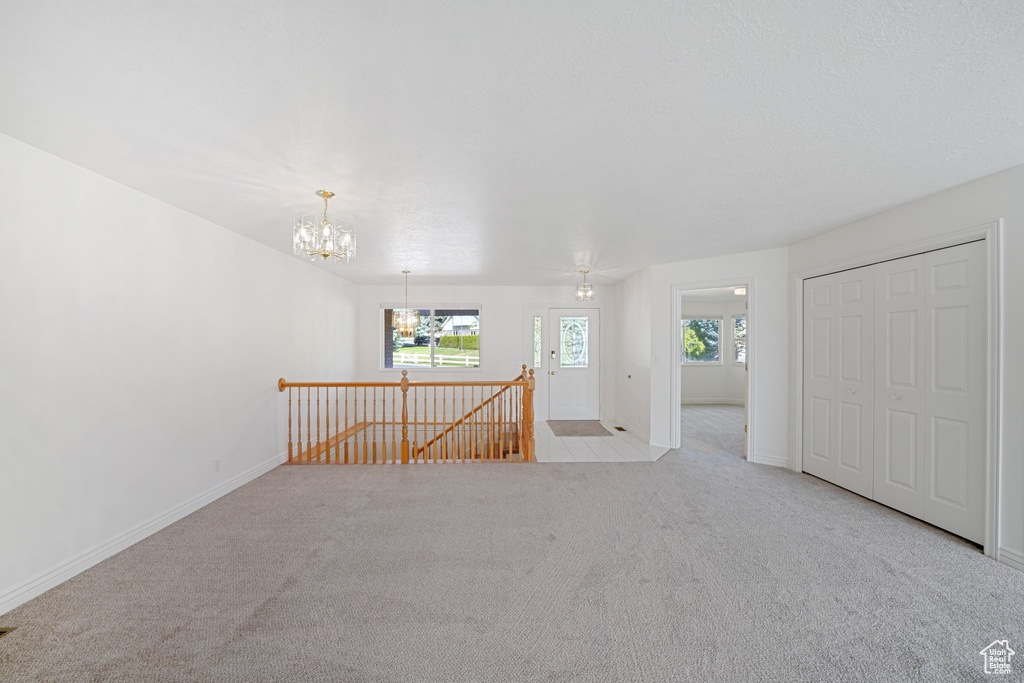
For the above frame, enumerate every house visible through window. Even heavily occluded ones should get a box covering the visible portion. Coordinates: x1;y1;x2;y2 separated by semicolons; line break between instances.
383;308;480;369
681;318;722;364
733;316;746;365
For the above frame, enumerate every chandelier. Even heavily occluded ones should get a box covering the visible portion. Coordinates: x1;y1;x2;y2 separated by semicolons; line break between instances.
293;190;355;262
575;269;594;301
393;270;420;337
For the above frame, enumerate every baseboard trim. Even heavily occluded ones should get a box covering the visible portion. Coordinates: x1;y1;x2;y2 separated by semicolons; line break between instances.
680;398;745;406
751;453;790;468
0;451;287;616
998;547;1024;572
650;440;672;449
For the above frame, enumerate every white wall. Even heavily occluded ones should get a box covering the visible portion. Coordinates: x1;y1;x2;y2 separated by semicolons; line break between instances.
0;133;360;613
680;298;747;404
354;284;617;423
647;248;790;465
616;269;652;438
788;163;1024;570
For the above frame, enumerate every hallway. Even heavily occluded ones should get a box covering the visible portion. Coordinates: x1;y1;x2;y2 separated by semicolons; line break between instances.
680;404;746;459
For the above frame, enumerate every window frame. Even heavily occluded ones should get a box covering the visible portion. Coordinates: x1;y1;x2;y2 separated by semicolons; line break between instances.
680;316;724;366
731;314;747;366
381;305;482;371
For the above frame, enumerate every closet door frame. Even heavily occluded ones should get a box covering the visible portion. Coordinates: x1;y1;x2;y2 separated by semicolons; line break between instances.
790;220;1003;559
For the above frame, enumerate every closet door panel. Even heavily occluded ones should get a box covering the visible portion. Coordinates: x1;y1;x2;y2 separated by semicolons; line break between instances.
833;267;874;498
923;241;986;543
873;255;926;518
802;275;836;482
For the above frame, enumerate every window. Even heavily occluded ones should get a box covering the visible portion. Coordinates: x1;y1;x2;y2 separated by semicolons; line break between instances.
533;316;542;368
383;308;480;369
732;316;746;365
681;317;722;364
559;316;588;368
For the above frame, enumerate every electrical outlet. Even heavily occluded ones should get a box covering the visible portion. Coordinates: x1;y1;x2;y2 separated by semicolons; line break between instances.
213;458;221;473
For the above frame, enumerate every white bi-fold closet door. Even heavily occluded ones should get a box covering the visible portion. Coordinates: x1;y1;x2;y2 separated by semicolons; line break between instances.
802;266;875;498
802;240;986;544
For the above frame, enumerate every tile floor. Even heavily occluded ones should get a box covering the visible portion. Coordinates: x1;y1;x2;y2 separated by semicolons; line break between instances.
533;421;669;462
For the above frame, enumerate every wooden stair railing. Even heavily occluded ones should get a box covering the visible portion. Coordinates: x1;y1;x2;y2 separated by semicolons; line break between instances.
277;366;535;465
415;367;527;459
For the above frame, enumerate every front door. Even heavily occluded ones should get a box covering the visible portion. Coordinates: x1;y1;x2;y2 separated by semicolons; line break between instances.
548;309;600;420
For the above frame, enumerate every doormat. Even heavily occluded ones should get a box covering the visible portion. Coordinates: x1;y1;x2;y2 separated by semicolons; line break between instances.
548;421;613;437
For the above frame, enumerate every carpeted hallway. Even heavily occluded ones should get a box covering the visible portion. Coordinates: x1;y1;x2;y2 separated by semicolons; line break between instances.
2;450;1022;682
680;404;746;458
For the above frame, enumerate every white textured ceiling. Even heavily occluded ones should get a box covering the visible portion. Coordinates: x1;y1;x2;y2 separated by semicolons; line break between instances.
2;1;1022;285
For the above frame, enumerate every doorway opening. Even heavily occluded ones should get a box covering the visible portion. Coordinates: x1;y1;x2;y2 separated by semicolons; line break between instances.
673;284;750;459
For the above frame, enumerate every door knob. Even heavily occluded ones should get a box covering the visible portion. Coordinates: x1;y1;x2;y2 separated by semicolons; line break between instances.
550;371;556;375
890;393;901;400
848;388;857;395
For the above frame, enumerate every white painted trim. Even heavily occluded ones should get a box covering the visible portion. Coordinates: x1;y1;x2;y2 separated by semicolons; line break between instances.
752;453;790;468
670;278;755;459
789;220;1002;560
681;398;745;406
998;547;1024;572
0;452;287;616
650;440;672;449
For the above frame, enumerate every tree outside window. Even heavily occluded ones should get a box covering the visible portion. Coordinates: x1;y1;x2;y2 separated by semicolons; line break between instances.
733;316;746;364
681;318;721;364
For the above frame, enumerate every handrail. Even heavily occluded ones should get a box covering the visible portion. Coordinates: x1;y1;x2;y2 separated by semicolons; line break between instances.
278;365;535;465
278;379;527;389
416;368;527;457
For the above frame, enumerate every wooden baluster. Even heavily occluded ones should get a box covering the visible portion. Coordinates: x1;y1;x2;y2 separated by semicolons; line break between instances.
372;386;378;464
526;370;536;461
512;384;518;457
413;383;419;462
287;386;293;464
297;386;303;463
468;388;473;462
314;387;320;463
334;387;340;464
343;387;349;464
461;386;467;463
391;386;396;464
486;386;493;461
500;390;506;460
432;386;437;464
324;387;330;464
400;371;410;464
362;387;368;464
517;384;523;458
306;388;312;463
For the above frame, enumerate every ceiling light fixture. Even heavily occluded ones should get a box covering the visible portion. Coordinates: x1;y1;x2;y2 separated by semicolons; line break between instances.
393;270;420;337
575;270;594;301
293;190;356;262
734;287;747;296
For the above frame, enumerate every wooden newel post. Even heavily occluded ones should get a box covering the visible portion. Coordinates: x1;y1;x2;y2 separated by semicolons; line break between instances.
400;370;410;464
524;369;536;462
521;363;527;381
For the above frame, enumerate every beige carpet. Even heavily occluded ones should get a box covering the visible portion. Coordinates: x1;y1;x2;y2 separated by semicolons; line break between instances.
547;420;613;437
2;450;1023;682
680;404;746;458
